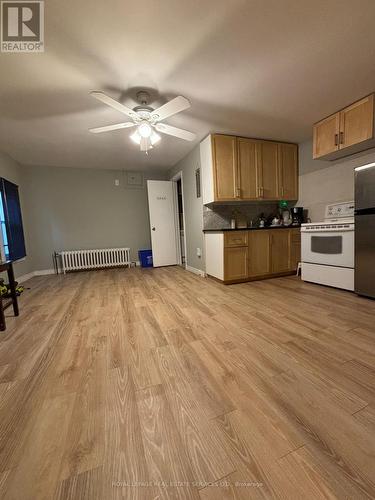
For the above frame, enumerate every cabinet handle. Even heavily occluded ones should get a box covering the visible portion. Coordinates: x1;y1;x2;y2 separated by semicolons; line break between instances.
339;131;344;145
260;187;264;197
235;187;241;198
334;133;339;146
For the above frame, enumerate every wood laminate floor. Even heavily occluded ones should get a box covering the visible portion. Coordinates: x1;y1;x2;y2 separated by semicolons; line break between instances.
0;266;375;499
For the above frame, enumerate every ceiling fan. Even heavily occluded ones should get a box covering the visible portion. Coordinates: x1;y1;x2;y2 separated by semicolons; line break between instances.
89;90;196;153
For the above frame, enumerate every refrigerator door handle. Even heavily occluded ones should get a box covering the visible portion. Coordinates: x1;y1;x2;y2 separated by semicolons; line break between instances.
355;207;375;216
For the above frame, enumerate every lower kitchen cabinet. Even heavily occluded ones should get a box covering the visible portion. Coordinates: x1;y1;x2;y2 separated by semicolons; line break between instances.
271;230;290;273
224;246;248;281
205;228;301;284
248;231;271;277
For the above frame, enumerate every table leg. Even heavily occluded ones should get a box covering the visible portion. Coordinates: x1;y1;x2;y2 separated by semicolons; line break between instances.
7;264;19;317
0;295;5;331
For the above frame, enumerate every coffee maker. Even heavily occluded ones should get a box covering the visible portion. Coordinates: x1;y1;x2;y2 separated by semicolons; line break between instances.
290;207;304;226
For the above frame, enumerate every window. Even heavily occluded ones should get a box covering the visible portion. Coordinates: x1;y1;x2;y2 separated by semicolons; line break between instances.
0;179;26;262
0;193;9;260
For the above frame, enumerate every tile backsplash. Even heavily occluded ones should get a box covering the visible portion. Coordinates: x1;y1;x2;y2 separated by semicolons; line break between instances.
203;203;281;229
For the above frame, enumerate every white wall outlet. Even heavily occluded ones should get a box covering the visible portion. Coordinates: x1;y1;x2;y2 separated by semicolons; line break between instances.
115;179;120;186
196;248;201;257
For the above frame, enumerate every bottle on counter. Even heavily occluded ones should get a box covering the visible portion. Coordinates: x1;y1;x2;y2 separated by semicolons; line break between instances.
230;218;236;229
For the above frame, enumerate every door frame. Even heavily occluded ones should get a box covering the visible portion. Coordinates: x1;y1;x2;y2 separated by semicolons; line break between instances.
170;171;187;267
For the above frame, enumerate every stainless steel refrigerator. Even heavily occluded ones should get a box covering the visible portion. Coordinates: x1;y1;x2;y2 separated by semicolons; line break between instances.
355;162;375;298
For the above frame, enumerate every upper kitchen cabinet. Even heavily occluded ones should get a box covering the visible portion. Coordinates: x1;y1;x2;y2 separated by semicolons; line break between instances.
201;134;242;203
258;141;279;199
278;143;298;200
340;95;374;148
313;114;340;158
313;94;375;160
200;134;299;204
237;138;259;200
201;134;238;203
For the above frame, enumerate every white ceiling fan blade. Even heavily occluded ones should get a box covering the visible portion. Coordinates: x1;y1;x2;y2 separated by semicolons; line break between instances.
155;123;196;141
151;96;191;122
89;122;135;134
90;91;137;119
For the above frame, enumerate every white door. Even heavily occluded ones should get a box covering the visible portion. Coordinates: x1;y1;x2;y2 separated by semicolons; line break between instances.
147;180;179;267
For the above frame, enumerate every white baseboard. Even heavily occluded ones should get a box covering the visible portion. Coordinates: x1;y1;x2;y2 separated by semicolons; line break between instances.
35;269;55;276
16;271;35;283
185;265;206;277
16;268;55;283
17;264;141;283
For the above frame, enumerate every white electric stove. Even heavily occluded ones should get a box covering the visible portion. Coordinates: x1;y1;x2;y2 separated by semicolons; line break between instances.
301;201;355;291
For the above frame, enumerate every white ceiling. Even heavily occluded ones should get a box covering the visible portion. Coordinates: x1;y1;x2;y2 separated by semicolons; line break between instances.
1;0;375;171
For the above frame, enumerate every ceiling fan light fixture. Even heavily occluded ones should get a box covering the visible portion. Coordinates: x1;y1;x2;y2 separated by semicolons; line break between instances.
138;121;152;138
131;128;159;152
140;136;152;152
130;130;141;144
150;131;161;146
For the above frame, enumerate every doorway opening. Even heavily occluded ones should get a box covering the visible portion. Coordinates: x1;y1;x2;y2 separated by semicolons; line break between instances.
171;171;187;268
176;178;185;266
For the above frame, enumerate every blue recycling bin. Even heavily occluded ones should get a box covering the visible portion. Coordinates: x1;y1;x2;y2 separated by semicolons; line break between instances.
138;249;153;267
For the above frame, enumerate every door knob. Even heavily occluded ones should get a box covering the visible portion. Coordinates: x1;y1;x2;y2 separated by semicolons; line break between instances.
152;227;156;231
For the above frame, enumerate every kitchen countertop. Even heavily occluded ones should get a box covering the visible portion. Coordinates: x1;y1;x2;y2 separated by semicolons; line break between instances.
203;225;301;233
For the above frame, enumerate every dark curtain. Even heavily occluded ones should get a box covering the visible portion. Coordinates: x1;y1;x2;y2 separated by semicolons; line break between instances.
1;178;26;261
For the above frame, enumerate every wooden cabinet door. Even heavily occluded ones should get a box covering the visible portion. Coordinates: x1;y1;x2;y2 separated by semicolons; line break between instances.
289;229;301;271
237;138;259;200
248;231;271;277
278;143;298;200
313;113;340;159
212;135;238;201
340;94;374;149
224;246;248;281
270;231;290;273
258;141;279;199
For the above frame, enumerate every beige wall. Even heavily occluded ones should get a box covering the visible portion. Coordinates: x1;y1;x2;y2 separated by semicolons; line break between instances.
0;152;32;278
169;146;205;272
298;139;375;221
21;165;166;270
